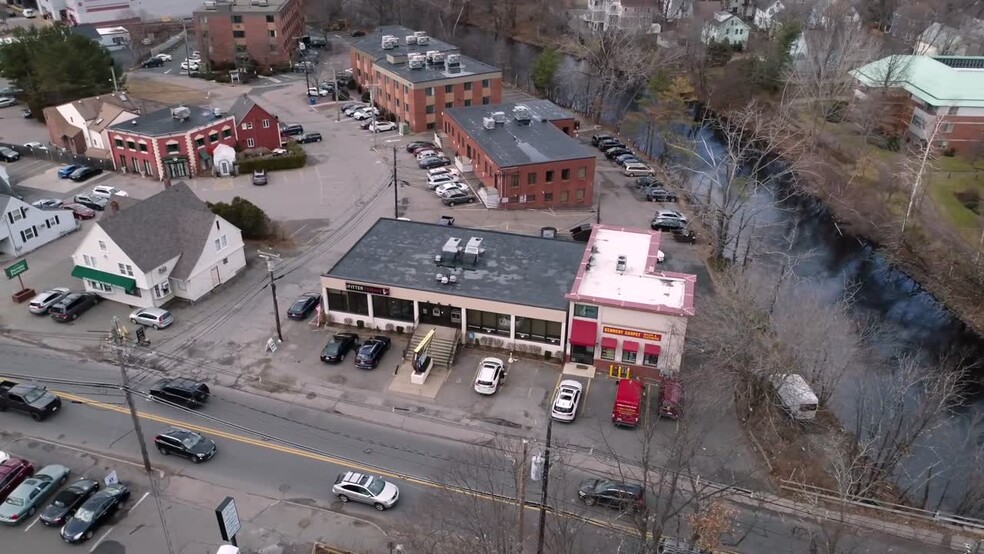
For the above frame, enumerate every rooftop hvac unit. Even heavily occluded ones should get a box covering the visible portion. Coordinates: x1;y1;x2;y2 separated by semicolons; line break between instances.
381;35;398;49
425;50;441;62
414;31;428;38
171;106;191;120
414;31;430;45
490;111;507;123
212;107;222;117
408;54;425;69
464;237;484;262
616;255;627;272
250;0;268;5
513;105;532;124
405;35;417;45
441;237;462;262
482;117;496;130
204;0;217;8
445;53;461;66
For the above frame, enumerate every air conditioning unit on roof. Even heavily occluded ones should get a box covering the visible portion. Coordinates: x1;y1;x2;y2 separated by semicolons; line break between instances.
414;31;429;44
381;35;398;49
406;35;417;45
483;117;495;130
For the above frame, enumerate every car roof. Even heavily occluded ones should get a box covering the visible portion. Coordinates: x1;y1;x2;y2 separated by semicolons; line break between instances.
558;379;582;391
137;307;169;316
333;332;358;339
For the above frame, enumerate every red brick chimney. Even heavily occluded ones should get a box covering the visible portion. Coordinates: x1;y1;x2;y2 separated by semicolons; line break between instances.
110;200;119;215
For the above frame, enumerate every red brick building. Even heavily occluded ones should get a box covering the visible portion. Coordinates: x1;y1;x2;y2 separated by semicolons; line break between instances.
350;26;503;133
107;106;238;179
193;0;305;70
443;100;595;210
228;93;282;150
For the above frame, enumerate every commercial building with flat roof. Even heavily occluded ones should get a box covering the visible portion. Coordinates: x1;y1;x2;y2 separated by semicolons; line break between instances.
350;26;503;133
565;225;696;380
443;99;595;210
193;0;306;70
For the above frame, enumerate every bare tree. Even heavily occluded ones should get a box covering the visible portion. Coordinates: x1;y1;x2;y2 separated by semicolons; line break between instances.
898;112;946;236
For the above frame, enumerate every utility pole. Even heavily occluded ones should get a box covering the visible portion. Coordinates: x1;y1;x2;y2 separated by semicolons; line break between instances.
536;418;553;554
110;66;119;92
331;64;341;122
517;439;529;553
370;84;378;150
181;18;192;73
112;318;152;473
392;147;399;218
258;250;283;342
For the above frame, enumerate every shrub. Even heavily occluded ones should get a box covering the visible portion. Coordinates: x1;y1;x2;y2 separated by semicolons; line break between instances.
236;142;306;172
207;197;272;239
214;72;231;83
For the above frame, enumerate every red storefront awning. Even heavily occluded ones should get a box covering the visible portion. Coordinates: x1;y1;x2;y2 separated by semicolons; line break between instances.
622;340;639;352
600;337;617;349
569;319;598;347
644;344;661;356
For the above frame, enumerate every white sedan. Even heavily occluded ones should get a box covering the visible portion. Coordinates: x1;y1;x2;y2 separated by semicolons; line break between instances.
551;380;583;422
92;185;129;198
352;108;379;120
427;167;460;178
0;97;16;108
427;174;460;189
154;53;173;62
23;141;46;149
415;149;441;160
180;60;200;71
655;209;688;225
474;357;505;395
370;121;397;133
435;182;469;198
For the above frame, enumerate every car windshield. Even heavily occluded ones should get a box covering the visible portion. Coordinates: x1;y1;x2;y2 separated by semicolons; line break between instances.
366;478;386;496
5;496;23;506
22;388;45;403
325;343;340;355
181;434;202;449
74;507;95;522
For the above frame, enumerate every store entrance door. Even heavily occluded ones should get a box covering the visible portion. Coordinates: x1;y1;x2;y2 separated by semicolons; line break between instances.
571;345;595;365
418;302;460;328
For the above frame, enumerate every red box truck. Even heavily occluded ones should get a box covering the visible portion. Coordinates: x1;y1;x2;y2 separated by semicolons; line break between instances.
612;379;644;428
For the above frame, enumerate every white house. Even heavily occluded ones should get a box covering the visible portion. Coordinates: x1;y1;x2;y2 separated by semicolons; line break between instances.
0;196;78;256
582;0;662;34
807;0;861;30
95;26;131;51
43;92;140;157
70;182;246;308
753;0;784;32
702;11;751;47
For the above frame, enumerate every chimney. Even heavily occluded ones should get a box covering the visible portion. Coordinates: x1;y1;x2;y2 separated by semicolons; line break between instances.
163;179;172;189
110;201;119;215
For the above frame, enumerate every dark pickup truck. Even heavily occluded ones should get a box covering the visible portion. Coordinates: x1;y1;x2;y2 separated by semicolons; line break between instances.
0;380;62;421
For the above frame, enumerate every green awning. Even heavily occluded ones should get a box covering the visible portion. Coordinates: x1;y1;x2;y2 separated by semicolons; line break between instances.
71;266;136;292
199;149;211;160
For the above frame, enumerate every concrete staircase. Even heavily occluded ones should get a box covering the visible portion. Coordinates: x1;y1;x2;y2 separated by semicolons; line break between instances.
408;324;460;369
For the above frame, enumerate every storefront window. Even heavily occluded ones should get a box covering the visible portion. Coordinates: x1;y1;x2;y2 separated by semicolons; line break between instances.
621;350;638;364
372;296;414;321
326;288;369;315
515;317;562;344
467;309;511;336
573;304;598;319
643;352;659;366
600;346;615;360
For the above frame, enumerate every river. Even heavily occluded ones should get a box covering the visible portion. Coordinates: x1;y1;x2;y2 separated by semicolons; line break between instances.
441;22;984;513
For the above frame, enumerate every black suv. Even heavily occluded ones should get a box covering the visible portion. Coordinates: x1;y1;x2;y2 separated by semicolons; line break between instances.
320;333;359;363
287;292;321;320
354;336;391;369
282;124;304;136
297;132;323;144
577;479;645;512
591;133;614;147
49;293;100;322
149;378;210;408
646;188;678;202
596;138;625;151
154;427;217;463
141;57;164;68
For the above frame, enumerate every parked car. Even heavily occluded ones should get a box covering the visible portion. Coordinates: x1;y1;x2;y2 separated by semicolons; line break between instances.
128;307;174;329
154;427;217;463
92;185;128;198
354;336;391;369
180;60;200;71
0;380;62;421
39;478;100;527
441;190;474;206
659;380;683;420
419;157;451;169
352;108;378;120
28;287;70;315
0;147;20;161
406;141;435;153
370;121;397;133
22;8;37;18
0;464;70;524
591;133;614;147
596;138;624;151
551;380;583;422
297;132;323;144
426;174;460;189
635;176;661;188
141;57;164;68
190;50;201;60
293;61;316;72
473;357;505;395
623;163;655;177
612;378;644;428
654;209;688;225
604;147;633;160
320;332;360;363
0;97;16;109
646;188;678;202
435;182;469;198
332;471;399;511
343;104;368;116
281;124;304;136
60;483;130;543
426;166;459;178
31;198;62;209
23;141;46;150
149;377;210;408
415;149;440;160
614;153;641;165
58;165;82;178
21;108;31;118
69;167;103;182
577;478;645;512
251;169;268;186
650;217;686;232
154;53;173;62
286;292;321;320
0;457;34;504
73;194;108;211
307;86;329;97
48;292;100;322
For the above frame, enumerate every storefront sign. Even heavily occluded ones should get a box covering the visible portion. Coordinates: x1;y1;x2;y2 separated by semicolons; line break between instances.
4;259;28;280
602;326;661;342
345;282;390;296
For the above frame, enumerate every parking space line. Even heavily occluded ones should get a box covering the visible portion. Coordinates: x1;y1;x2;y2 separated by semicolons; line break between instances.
129;491;150;513
24;515;40;532
89;527;114;552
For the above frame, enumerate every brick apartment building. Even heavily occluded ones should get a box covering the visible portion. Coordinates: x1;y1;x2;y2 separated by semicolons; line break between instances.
852;55;984;155
350;26;503;133
194;0;305;70
107;106;238;179
443;99;596;210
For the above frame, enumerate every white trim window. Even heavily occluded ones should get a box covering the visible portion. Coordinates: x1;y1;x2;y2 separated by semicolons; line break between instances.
246;138;255;148
83;254;97;267
242;122;253;130
118;263;134;276
87;279;112;292
214;234;228;252
98;240;107;251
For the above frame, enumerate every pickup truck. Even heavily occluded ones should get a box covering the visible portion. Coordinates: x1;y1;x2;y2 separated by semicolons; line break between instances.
0;380;62;421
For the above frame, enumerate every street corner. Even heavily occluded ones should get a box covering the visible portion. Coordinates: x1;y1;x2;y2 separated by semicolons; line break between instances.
242;500;392;554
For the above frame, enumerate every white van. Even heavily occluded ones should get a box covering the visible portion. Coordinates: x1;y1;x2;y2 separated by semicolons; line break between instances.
770;374;818;421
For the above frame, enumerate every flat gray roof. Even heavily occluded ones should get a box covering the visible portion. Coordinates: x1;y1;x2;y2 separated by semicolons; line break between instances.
352;25;500;84
325;218;586;311
108;105;233;137
444;99;594;168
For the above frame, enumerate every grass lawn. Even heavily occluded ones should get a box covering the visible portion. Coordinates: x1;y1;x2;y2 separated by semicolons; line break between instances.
928;170;984;241
124;76;208;107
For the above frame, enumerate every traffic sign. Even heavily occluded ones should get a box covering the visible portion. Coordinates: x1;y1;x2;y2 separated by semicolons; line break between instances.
4;259;27;280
